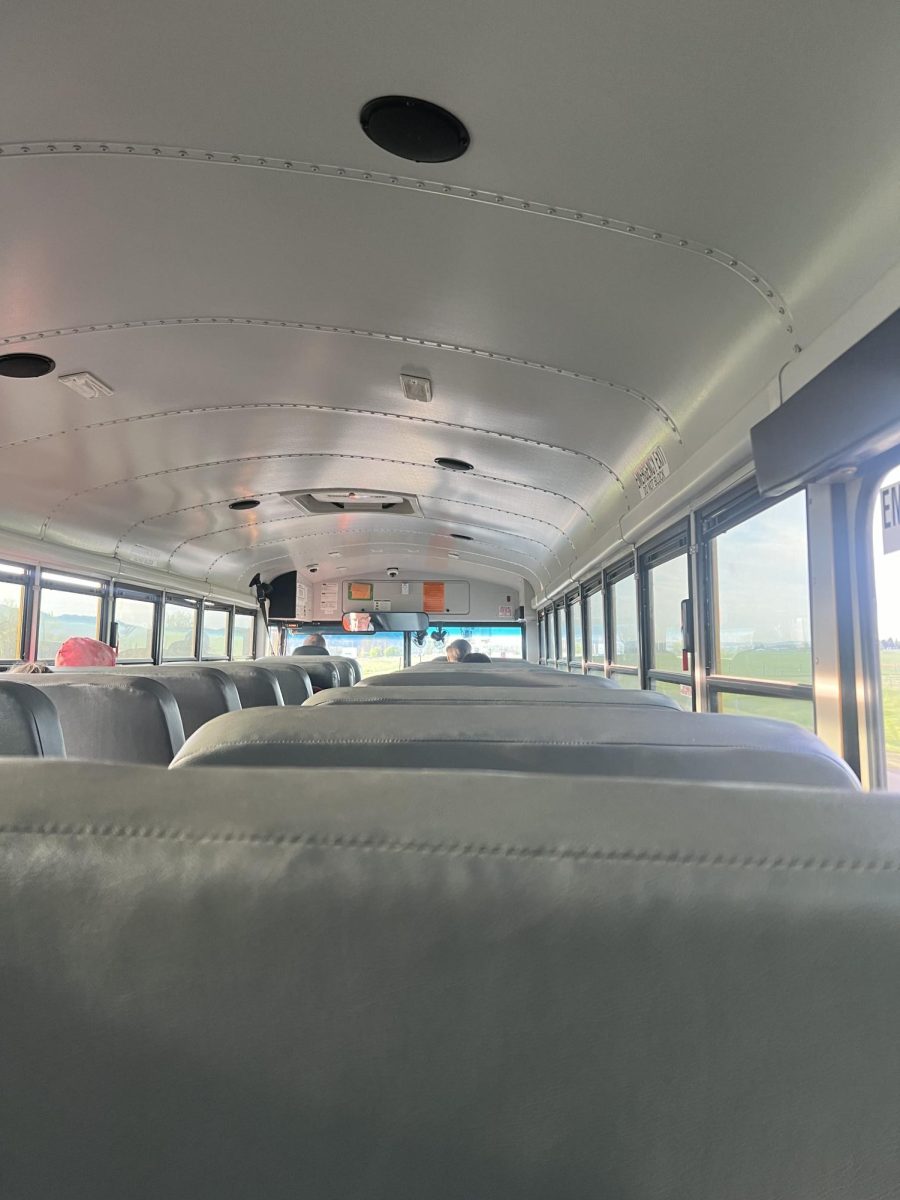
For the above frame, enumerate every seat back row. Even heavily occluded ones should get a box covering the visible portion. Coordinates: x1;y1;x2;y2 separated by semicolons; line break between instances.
0;758;896;1197
0;656;344;764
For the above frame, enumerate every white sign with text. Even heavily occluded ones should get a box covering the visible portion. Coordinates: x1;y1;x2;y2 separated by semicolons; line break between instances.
882;482;900;555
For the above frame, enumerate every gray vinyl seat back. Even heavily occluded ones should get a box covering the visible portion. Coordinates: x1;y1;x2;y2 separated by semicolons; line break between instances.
358;667;616;688
2;759;900;1199
303;685;680;710
408;657;538;669
208;663;285;708
240;660;312;705
255;656;340;696
319;656;360;685
0;680;66;758
172;703;860;789
120;666;242;739
21;674;185;764
292;659;340;691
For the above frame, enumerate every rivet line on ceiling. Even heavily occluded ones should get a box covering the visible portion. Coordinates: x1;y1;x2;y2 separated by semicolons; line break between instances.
0;315;681;436
204;536;550;587
40;451;598;538
163;514;562;573
203;530;548;578
112;490;578;558
0;400;638;473
0;140;793;335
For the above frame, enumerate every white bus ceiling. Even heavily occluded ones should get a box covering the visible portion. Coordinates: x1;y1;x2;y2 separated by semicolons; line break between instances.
0;0;899;602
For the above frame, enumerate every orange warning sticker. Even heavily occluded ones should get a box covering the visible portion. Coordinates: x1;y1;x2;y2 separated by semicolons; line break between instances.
423;581;445;612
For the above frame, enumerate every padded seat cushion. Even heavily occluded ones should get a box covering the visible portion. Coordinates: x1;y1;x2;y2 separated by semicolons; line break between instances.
358;669;615;688
171;704;860;789
22;675;185;764
0;681;66;758
0;760;897;1197
303;685;679;710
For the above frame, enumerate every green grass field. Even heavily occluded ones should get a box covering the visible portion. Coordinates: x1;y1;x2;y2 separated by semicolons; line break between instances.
882;649;900;778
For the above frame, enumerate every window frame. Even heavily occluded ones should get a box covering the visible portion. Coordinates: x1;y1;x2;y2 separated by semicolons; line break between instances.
566;589;584;672
110;585;161;665
698;479;815;724
605;555;640;687
35;569;108;662
639;521;695;708
856;445;900;788
231;608;258;660
0;559;34;663
199;602;232;661
161;594;201;662
584;581;607;675
554;599;569;670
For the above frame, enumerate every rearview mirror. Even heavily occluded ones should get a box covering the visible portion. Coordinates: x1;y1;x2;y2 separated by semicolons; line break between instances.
342;611;429;633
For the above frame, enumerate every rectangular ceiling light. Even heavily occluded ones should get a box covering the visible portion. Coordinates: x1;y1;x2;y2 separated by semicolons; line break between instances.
400;374;432;403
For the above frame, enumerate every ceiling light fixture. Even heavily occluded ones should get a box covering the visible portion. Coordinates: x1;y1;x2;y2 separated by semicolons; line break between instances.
360;96;470;163
0;353;55;379
400;373;432;403
59;371;113;399
435;457;473;472
229;498;260;511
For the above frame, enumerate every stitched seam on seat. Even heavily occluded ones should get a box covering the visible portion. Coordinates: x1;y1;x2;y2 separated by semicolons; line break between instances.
0;824;890;872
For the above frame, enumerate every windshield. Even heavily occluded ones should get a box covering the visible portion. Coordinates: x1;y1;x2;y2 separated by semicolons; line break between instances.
282;626;403;678
409;625;524;665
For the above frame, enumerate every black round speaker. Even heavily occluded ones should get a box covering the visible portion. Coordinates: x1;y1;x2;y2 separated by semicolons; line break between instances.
0;353;55;379
360;96;470;163
435;457;474;472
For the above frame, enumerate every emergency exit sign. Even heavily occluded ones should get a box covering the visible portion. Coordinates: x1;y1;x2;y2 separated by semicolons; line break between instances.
881;481;900;555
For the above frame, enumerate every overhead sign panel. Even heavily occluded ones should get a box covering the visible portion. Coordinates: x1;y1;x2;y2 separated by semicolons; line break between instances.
634;446;670;500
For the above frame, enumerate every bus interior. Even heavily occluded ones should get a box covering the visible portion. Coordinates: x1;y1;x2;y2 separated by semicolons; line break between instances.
2;1;900;1194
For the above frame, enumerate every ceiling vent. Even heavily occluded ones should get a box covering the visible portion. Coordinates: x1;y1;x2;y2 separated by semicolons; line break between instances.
283;490;424;517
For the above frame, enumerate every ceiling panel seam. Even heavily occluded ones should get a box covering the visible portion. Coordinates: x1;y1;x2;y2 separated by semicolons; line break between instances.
163;517;563;573
204;533;547;578
205;539;547;587
40;452;600;538
0;401;653;468
114;491;578;557
0;316;680;437
0;140;795;337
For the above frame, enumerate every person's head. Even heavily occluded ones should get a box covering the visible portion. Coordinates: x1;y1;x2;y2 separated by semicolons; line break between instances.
445;638;472;662
462;652;492;663
54;637;117;668
8;661;51;674
303;633;327;648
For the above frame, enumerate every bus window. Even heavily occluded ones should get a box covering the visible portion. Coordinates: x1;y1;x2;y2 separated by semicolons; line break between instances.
201;607;229;659
409;625;525;665
556;606;568;666
0;564;27;661
586;590;605;669
284;626;403;677
37;574;103;661
112;596;156;662
873;462;900;789
162;601;199;660
609;568;639;687
705;489;813;728
568;599;583;666
711;492;812;684
644;548;694;709
714;691;815;729
546;608;557;663
232;611;256;659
